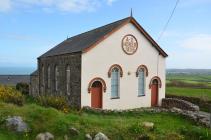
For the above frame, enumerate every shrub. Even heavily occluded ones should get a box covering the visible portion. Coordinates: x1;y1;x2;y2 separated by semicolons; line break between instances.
0;85;24;106
36;95;69;113
16;82;29;95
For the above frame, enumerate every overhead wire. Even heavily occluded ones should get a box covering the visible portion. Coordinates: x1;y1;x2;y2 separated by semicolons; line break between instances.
157;0;180;41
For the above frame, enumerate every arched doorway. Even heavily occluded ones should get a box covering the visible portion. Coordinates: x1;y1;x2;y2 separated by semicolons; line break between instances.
151;79;159;106
91;81;103;108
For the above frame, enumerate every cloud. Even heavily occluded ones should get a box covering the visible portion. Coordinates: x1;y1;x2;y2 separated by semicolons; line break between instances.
182;34;211;51
0;0;117;13
166;33;211;69
107;0;117;5
0;0;11;12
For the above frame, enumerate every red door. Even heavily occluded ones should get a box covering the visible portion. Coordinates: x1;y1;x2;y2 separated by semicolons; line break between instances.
91;82;102;108
151;80;159;106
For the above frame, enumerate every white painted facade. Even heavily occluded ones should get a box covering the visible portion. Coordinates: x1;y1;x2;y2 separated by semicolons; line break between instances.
81;22;166;110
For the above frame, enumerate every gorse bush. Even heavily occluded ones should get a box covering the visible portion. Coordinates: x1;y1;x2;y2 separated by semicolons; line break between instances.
36;95;69;113
0;85;24;106
16;82;29;95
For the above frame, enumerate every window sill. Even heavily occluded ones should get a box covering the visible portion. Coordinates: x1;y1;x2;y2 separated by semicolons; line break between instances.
138;95;145;97
110;97;120;99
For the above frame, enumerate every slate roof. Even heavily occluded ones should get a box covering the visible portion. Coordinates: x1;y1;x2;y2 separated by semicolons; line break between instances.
39;17;167;58
30;70;38;76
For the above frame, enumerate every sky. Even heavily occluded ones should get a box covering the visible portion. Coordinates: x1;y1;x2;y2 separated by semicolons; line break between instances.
0;0;211;69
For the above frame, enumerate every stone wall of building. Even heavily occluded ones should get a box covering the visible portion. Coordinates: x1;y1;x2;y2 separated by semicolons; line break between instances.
38;52;82;108
29;74;39;97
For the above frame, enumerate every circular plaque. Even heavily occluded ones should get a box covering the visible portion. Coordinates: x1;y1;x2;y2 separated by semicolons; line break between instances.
122;34;138;55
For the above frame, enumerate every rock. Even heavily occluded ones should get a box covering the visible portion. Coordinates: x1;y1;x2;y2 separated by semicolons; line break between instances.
36;133;45;140
94;132;109;140
5;116;29;132
69;127;79;136
142;122;154;130
196;114;206;119
45;132;54;140
35;132;54;140
85;134;92;140
171;107;182;113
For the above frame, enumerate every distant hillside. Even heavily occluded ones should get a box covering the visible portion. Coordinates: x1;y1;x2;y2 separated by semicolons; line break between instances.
0;75;30;86
167;69;211;75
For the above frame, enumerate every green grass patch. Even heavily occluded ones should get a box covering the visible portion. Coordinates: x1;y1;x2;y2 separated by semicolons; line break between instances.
166;87;211;101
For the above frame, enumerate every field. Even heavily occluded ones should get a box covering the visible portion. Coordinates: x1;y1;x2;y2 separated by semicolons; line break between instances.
0;101;211;140
166;73;211;86
166;73;211;101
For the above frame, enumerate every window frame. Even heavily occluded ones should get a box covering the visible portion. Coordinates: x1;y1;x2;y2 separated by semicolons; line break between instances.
66;65;70;95
55;65;59;92
47;65;50;89
138;68;146;97
111;67;120;99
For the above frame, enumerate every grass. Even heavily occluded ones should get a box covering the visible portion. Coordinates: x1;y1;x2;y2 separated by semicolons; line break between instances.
166;87;211;101
0;102;211;140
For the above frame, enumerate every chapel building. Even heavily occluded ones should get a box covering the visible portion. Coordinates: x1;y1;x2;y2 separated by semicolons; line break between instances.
30;16;168;109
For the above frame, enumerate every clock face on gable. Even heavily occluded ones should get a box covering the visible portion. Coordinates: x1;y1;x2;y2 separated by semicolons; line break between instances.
122;34;138;55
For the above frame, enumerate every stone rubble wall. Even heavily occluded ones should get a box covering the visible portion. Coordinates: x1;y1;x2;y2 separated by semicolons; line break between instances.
166;95;211;112
161;98;199;111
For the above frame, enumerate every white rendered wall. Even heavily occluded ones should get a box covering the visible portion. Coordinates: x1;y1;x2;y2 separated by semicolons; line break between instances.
81;22;166;109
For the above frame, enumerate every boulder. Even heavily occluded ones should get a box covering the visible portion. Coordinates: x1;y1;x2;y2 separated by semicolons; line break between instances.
35;132;54;140
45;132;54;140
69;127;79;136
94;132;109;140
85;134;92;140
36;133;45;140
5;116;29;132
142;122;154;130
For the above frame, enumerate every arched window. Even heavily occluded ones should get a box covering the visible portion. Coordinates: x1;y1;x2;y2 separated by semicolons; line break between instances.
47;66;50;89
111;67;120;98
66;65;70;95
55;65;59;91
138;68;145;96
